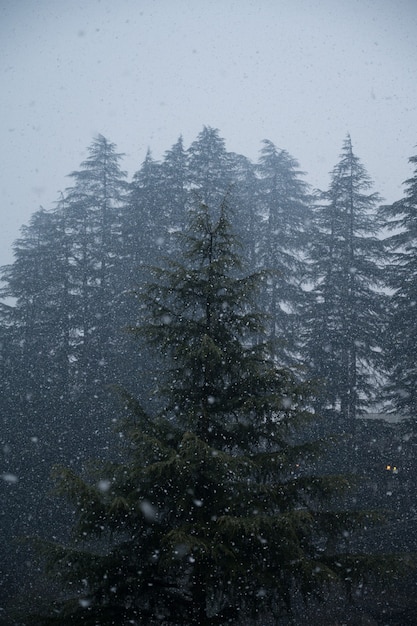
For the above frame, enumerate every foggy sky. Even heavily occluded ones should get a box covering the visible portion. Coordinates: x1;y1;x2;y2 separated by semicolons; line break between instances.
1;0;417;267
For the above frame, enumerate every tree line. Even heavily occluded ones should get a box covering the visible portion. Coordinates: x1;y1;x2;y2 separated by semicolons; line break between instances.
1;127;417;623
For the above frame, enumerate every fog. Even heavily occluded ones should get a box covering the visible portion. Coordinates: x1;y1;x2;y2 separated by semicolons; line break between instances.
1;0;416;266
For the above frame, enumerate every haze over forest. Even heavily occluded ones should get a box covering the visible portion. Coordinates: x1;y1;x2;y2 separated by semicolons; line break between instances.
1;126;417;623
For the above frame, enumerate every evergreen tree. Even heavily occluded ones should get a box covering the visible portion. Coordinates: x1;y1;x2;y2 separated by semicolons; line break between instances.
380;153;417;573
1;209;67;415
305;136;386;430
160;135;188;237
63;134;128;402
0;205;76;616
0;136;129;454
187;126;234;207
381;148;417;416
116;148;170;403
256;140;312;365
0;137;133;619
121;148;165;281
0;202;82;478
228;151;259;269
32;199;387;625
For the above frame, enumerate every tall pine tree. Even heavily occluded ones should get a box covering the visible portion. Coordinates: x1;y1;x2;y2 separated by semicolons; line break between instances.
187;126;234;207
305;136;386;430
381;148;417;416
256;140;312;366
63;134;128;402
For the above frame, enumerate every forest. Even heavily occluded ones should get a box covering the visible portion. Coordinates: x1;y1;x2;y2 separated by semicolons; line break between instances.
1;127;417;624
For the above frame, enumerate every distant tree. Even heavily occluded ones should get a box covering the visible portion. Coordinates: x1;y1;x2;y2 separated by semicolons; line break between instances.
187;126;234;206
32;199;389;626
62;134;128;403
1;209;65;411
355;146;417;624
160;135;188;236
0;205;77;617
121;148;165;284
187;128;260;270
0;136;133;620
381;148;417;417
0;135;130;446
228;151;259;269
256;140;312;365
0;298;31;605
304;135;386;430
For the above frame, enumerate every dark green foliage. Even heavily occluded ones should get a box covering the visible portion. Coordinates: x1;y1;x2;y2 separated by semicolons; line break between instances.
136;199;276;443
29;199;393;625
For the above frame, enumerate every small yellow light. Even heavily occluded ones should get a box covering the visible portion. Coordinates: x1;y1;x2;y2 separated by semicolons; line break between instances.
386;465;391;470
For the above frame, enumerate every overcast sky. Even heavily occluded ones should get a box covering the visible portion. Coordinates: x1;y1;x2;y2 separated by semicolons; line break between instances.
1;0;416;267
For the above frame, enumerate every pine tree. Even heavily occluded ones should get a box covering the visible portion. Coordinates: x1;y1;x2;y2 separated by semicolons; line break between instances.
121;148;165;280
160;135;188;237
0;208;70;418
187;126;234;207
228;151;259;269
63;134;128;400
0;205;76;618
32;199;390;626
305;136;386;430
381;149;417;416
0;137;134;621
380;154;417;568
0;135;130;452
256;140;312;365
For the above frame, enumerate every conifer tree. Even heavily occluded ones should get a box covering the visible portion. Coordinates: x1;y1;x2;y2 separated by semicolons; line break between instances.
305;136;386;430
187;126;234;207
381;149;417;416
228;151;259;269
0;138;131;614
0;205;76;617
256;140;312;365
122;149;165;280
160;135;188;237
0;136;129;435
31;198;389;626
0;207;70;419
63;134;128;398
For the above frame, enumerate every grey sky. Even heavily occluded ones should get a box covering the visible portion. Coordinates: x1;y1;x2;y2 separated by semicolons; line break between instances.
1;0;416;267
